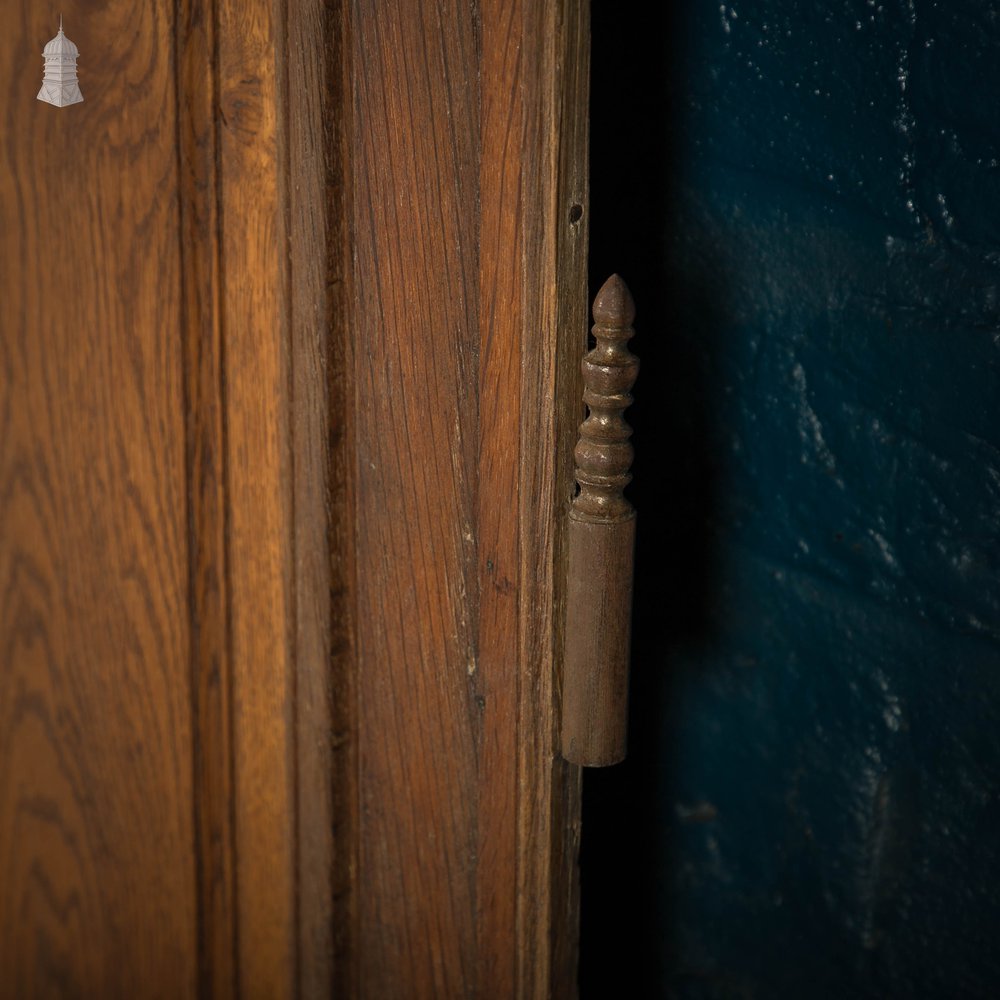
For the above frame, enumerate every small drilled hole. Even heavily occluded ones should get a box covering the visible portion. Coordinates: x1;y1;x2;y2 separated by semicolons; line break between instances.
569;203;583;224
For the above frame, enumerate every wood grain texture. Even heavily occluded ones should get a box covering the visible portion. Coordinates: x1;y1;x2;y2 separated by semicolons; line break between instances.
325;6;360;996
215;1;297;995
286;0;353;995
477;0;523;993
176;1;237;995
520;1;590;994
1;0;588;992
0;3;197;995
350;0;589;994
352;2;480;993
184;1;345;995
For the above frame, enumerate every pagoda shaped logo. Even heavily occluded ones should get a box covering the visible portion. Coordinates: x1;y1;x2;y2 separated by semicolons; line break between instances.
38;17;83;108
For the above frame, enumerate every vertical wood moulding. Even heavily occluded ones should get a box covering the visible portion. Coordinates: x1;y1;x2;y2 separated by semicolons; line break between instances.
175;1;237;995
550;0;591;979
216;0;297;994
519;0;590;995
517;1;557;993
182;1;345;995
286;0;352;996
332;5;360;997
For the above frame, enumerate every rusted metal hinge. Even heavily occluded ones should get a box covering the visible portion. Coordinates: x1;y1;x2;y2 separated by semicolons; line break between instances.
561;274;639;767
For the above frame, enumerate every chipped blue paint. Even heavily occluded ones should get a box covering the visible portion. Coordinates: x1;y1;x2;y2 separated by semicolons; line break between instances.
584;2;1000;996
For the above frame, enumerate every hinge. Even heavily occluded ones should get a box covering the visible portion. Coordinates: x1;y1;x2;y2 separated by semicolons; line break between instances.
560;275;639;767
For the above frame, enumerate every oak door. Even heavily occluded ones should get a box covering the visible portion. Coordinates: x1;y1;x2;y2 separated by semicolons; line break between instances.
0;2;588;996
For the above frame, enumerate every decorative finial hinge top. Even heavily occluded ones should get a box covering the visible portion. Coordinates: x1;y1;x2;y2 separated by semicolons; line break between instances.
571;274;639;523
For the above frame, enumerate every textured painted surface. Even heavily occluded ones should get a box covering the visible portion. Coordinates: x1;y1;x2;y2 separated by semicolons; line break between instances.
584;2;1000;996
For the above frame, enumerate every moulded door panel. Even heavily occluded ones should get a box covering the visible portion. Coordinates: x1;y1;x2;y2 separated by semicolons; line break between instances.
0;2;590;996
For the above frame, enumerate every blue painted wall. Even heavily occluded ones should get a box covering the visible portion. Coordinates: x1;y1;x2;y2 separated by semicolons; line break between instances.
584;3;1000;996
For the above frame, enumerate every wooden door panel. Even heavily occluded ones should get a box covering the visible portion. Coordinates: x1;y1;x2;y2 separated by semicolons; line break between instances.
1;1;589;995
0;4;196;995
